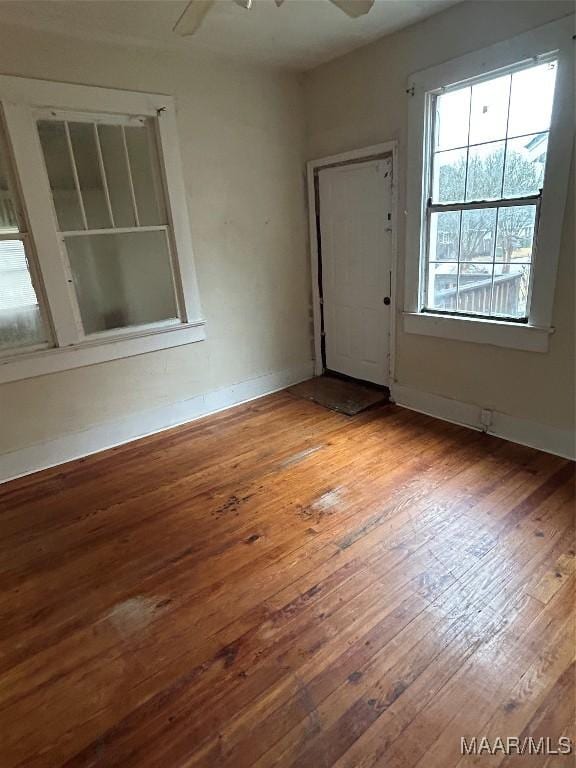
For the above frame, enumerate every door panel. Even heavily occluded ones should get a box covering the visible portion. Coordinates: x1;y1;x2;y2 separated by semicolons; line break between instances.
318;158;393;385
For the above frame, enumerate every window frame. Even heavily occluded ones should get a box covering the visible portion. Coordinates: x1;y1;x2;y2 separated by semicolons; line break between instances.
0;75;205;384
0;138;55;355
404;16;574;352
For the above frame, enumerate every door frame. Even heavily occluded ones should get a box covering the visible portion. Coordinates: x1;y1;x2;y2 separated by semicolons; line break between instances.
306;141;399;382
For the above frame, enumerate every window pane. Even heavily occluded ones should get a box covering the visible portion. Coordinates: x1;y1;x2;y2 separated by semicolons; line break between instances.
0;239;49;351
68;122;111;229
97;125;137;228
435;88;470;151
38;121;84;231
426;60;556;321
0;190;18;234
465;141;505;201
124;124;166;226
432;148;466;203
427;262;457;311
65;230;178;335
460;208;497;262
469;74;510;145
507;62;557;138
458;263;493;315
492;264;530;318
0;138;19;233
503;134;547;198
495;205;536;263
429;211;460;261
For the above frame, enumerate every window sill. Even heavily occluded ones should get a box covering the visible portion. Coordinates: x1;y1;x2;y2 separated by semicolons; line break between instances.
402;312;552;352
0;321;206;384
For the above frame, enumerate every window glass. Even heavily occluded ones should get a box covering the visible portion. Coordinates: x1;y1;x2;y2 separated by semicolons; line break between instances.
492;264;530;317
66;230;178;335
468;74;510;145
432;148;467;203
68;122;111;229
38;117;167;230
0;145;19;233
424;59;557;320
0;123;50;353
0;239;49;351
460;208;497;263
465;141;505;201
435;87;470;151
428;211;461;261
495;206;536;262
503;134;547;198
507;62;557;138
457;263;494;315
124;123;166;226
427;262;458;312
38;121;84;231
97;124;137;228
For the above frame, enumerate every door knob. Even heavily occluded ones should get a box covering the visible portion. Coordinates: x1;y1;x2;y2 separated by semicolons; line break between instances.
383;297;391;306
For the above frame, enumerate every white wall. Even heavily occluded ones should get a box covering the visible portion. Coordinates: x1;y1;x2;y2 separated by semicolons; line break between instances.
1;1;573;474
304;0;575;435
0;22;312;457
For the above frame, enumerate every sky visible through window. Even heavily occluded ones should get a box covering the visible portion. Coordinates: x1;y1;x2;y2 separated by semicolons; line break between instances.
425;60;557;320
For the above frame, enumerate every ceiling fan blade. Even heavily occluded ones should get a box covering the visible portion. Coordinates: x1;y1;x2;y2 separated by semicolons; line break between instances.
329;0;375;18
174;0;216;36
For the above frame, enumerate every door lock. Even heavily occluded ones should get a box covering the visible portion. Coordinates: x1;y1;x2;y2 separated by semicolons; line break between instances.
383;297;391;306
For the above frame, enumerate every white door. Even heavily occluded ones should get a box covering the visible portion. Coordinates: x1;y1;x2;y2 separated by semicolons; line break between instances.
318;157;393;385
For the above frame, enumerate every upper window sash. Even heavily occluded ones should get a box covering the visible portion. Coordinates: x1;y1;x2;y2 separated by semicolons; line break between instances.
36;110;169;234
404;16;574;338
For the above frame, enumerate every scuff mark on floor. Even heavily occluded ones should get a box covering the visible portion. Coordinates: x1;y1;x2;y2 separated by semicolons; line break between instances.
297;487;345;524
311;487;343;513
104;596;163;638
281;445;324;469
213;493;254;517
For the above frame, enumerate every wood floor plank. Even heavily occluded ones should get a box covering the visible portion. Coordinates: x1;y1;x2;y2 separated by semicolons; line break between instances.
499;661;575;767
0;393;573;767
380;581;573;768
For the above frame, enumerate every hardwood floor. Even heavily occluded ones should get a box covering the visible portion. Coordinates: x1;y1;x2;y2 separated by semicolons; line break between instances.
0;392;574;767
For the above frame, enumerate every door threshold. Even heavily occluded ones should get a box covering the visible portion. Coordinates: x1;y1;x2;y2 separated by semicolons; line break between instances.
323;369;390;393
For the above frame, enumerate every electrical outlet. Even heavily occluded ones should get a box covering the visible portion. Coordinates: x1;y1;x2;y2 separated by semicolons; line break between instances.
480;409;493;428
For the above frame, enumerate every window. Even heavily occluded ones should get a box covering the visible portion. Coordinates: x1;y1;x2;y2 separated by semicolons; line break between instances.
0;123;50;353
37;114;179;335
0;76;204;384
425;60;556;322
404;17;573;352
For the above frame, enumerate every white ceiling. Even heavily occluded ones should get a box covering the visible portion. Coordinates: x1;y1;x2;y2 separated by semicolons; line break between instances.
0;0;460;71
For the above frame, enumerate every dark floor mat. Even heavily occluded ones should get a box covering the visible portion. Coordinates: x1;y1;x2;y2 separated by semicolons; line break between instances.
288;375;390;416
